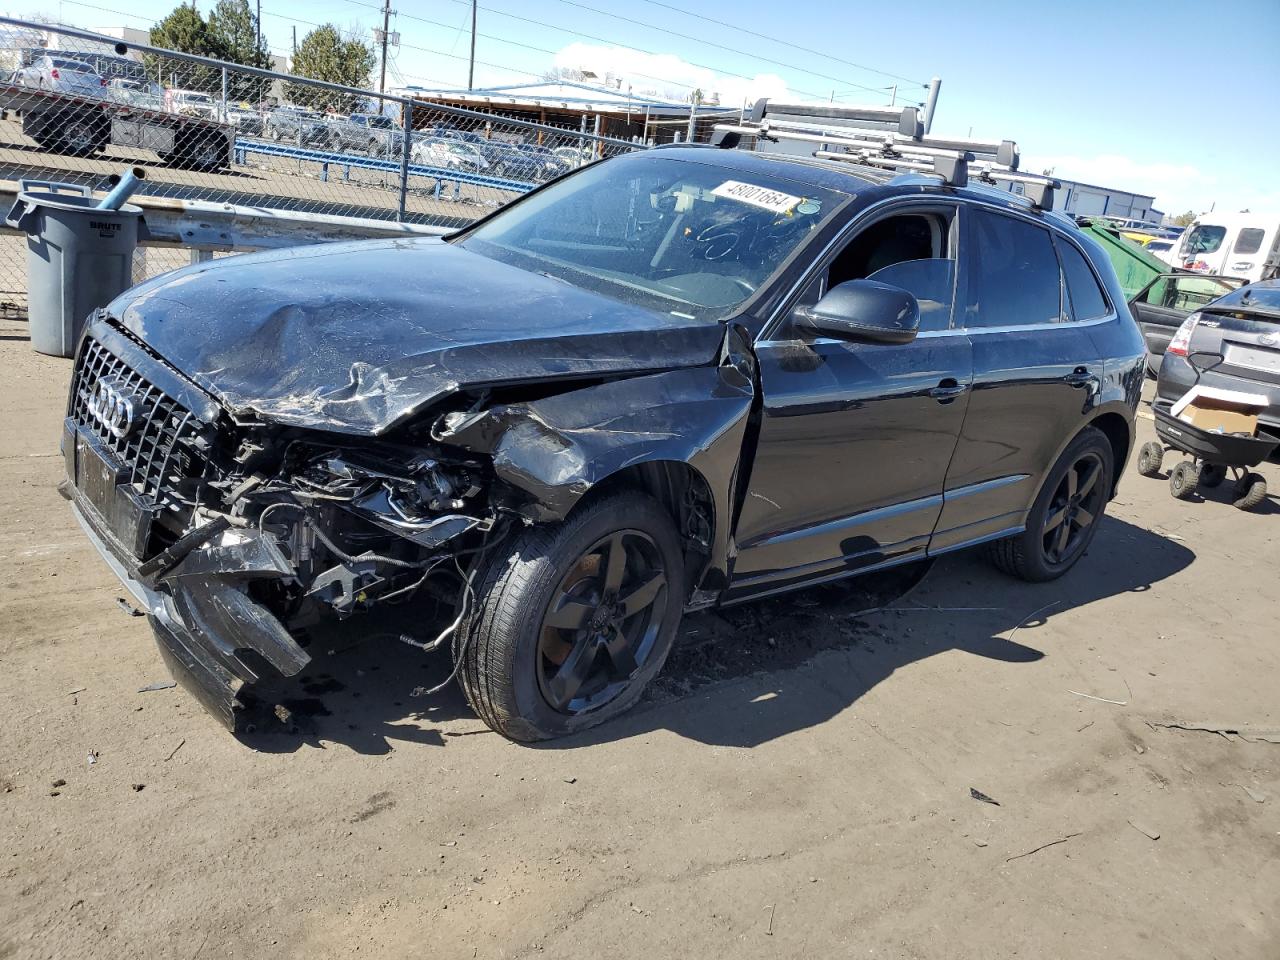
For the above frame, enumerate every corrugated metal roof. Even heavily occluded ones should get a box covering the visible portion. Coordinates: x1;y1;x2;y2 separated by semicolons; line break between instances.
396;80;696;116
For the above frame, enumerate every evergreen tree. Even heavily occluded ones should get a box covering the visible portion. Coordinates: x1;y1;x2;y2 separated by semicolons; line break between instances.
284;24;375;112
146;4;222;93
207;0;271;102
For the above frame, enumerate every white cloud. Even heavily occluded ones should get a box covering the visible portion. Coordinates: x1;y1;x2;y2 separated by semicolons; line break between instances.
1023;152;1211;205
1017;151;1280;216
551;42;796;107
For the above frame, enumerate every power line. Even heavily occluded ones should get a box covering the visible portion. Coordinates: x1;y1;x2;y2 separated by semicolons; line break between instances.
634;0;923;86
329;2;740;99
260;9;551;86
536;0;918;94
337;0;892;102
47;0;920;111
433;0;897;99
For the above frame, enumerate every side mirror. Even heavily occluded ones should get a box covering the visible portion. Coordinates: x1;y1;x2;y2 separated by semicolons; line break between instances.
794;278;920;345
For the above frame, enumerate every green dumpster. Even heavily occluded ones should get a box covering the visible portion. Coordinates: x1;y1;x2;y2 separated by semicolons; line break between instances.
1078;220;1172;301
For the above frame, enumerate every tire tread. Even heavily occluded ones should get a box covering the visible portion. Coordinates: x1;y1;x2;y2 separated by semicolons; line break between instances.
458;492;680;742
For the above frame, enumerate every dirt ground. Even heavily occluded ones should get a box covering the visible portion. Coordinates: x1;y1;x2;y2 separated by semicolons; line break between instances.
1;317;1277;960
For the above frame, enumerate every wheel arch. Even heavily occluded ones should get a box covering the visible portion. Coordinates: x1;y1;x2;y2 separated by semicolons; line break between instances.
571;459;717;597
1083;409;1134;497
1020;405;1136;515
433;363;757;602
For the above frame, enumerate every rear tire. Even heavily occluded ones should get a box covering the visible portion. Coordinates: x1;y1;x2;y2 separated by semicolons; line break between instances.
1136;441;1163;477
1232;472;1267;511
171;132;228;171
988;426;1114;582
457;491;685;742
1169;461;1198;500
60;116;105;157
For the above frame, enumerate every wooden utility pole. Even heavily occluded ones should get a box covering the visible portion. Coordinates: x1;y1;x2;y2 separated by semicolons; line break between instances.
378;0;392;95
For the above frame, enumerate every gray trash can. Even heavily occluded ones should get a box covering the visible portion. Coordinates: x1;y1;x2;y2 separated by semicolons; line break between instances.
5;180;148;358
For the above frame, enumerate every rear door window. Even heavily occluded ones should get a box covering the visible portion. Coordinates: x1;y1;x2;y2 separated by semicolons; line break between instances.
1233;228;1265;255
966;208;1062;327
1057;240;1110;321
1135;275;1240;310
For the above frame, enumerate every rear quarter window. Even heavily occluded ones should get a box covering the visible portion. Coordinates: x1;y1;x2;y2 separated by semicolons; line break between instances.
1058;240;1110;320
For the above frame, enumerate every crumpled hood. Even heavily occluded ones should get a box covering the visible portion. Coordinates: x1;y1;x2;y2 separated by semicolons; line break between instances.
108;238;723;435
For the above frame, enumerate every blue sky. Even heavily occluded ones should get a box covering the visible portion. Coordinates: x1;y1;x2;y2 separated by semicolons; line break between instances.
24;0;1280;215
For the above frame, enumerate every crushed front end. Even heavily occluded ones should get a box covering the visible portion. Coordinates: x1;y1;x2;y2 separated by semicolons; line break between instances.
62;316;502;731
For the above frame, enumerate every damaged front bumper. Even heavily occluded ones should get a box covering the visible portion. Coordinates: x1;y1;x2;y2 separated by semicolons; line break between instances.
68;494;308;733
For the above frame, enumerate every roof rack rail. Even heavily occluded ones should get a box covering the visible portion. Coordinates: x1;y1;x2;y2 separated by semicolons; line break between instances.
711;97;1061;211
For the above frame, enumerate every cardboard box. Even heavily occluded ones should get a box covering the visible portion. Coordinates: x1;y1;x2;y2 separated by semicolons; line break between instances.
1171;385;1268;436
1184;398;1259;435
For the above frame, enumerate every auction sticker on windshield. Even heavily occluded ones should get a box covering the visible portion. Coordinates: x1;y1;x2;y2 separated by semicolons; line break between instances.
712;180;803;214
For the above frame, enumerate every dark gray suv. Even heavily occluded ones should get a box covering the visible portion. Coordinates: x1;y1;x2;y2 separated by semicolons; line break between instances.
1156;279;1280;435
60;146;1145;741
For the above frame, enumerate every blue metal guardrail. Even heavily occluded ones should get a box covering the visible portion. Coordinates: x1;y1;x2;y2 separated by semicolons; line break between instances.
233;138;538;200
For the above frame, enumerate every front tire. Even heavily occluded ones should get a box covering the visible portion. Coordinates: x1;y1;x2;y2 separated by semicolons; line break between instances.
988;427;1114;582
1170;461;1199;500
458;491;685;742
1136;441;1163;477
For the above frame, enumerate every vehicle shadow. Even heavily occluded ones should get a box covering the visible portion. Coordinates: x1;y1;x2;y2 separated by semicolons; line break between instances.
243;515;1194;755
557;515;1195;749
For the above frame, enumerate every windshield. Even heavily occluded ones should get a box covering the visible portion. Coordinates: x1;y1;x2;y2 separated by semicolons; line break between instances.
460;154;843;320
366;115;393;129
51;58;93;73
1184;224;1226;255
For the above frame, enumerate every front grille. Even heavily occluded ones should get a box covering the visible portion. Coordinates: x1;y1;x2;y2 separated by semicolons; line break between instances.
69;337;207;509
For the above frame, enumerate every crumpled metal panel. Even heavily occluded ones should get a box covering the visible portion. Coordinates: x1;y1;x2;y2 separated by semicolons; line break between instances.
437;328;758;589
107;237;724;436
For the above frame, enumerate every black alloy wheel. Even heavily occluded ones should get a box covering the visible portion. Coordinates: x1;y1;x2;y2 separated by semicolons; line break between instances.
458;491;685;742
988;426;1114;582
1041;450;1107;566
536;529;669;715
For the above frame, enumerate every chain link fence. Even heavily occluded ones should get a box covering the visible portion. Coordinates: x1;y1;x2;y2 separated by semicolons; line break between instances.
0;16;644;317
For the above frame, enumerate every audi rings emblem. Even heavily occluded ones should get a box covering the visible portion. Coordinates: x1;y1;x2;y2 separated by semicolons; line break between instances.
87;378;141;438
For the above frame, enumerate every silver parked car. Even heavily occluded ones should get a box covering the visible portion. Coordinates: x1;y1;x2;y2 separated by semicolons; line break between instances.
411;136;489;173
13;55;106;97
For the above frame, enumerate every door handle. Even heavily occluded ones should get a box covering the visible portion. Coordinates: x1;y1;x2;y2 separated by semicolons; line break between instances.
930;378;968;403
1064;366;1093;387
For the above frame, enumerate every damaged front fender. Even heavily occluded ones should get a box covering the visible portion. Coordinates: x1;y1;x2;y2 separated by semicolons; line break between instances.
436;328;757;595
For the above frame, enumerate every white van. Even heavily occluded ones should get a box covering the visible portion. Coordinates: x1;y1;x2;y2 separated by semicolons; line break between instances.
1171;213;1280;283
